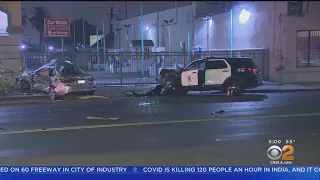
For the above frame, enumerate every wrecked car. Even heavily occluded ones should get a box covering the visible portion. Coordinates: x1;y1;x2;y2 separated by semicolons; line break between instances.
16;60;96;100
133;57;263;97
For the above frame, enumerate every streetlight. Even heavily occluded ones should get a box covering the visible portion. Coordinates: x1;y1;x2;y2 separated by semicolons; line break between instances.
145;26;149;30
124;24;131;51
203;16;212;51
163;19;174;52
239;9;251;24
116;28;122;49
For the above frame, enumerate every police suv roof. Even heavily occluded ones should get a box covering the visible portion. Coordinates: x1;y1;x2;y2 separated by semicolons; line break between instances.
204;56;252;61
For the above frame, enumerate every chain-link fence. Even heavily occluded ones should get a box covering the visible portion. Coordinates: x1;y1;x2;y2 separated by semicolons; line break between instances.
22;48;268;85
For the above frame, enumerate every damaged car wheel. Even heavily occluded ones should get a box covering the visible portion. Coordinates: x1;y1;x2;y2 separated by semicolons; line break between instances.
49;86;62;101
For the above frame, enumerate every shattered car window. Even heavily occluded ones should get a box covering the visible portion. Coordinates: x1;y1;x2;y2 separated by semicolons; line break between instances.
185;60;203;70
39;69;50;76
206;60;228;69
58;64;86;75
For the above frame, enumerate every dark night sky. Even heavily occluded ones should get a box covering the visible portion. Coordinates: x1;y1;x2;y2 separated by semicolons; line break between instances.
22;1;192;44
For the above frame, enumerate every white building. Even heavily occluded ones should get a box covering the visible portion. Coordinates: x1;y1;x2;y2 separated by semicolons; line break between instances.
117;1;320;83
116;4;194;52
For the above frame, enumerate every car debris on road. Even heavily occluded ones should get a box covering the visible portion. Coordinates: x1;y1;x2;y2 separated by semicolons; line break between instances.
212;110;226;114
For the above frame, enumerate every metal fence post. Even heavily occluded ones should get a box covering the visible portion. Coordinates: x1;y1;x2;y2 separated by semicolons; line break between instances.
265;49;269;81
120;53;123;84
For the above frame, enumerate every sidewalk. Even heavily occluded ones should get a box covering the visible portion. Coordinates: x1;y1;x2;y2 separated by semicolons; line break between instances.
95;81;320;98
0;93;49;104
246;81;320;93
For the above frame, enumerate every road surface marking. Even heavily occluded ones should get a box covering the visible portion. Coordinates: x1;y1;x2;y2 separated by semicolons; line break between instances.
86;116;119;120
1;112;320;135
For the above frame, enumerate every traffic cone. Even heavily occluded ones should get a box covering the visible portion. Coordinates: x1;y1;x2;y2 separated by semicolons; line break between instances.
227;87;231;96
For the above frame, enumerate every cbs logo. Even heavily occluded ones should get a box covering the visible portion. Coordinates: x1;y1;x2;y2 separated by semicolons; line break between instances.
267;145;294;161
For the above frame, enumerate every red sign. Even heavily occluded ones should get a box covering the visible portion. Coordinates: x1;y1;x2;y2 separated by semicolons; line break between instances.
44;18;70;37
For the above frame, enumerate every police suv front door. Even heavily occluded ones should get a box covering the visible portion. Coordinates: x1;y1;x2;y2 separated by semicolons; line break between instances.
181;60;206;90
205;59;231;86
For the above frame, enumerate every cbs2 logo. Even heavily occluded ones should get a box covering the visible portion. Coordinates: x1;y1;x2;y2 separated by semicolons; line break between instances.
267;145;294;161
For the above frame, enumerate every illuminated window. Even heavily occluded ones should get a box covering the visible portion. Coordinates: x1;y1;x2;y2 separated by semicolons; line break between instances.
0;10;9;36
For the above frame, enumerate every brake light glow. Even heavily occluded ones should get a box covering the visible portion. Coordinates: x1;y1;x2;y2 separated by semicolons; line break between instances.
60;79;69;83
247;68;254;72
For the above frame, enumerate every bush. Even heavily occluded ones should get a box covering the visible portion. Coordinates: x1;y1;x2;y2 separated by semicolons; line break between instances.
0;60;26;96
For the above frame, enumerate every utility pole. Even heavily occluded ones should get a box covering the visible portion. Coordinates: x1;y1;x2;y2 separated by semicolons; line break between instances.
124;24;131;51
107;7;118;33
125;1;128;19
203;16;211;51
116;28;122;49
107;7;118;48
163;19;174;52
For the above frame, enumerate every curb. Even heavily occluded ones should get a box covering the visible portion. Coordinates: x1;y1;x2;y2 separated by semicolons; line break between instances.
245;88;320;93
0;95;49;103
100;84;158;87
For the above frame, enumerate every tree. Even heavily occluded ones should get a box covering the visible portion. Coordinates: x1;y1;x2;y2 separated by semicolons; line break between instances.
29;7;51;45
22;8;28;28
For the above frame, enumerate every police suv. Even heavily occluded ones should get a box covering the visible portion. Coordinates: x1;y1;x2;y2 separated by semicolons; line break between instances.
173;57;263;94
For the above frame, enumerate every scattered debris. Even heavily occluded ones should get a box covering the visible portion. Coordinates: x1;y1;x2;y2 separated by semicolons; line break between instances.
215;110;225;114
131;85;163;97
78;95;109;100
130;69;184;97
86;116;119;120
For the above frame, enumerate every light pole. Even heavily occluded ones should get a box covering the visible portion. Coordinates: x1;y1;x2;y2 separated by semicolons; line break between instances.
163;19;174;52
116;28;122;49
124;24;131;51
203;16;211;51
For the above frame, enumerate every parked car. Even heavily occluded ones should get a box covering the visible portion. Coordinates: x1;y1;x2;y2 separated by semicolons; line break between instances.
158;57;263;95
16;60;96;100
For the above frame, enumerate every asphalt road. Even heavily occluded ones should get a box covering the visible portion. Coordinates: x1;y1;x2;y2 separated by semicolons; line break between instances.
0;92;319;165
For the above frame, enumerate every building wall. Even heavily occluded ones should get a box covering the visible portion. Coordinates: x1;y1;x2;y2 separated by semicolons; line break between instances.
194;1;288;81
282;2;320;82
117;1;320;83
0;1;23;73
117;5;195;52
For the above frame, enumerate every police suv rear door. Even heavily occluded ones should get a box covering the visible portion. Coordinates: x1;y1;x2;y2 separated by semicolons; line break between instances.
204;59;231;86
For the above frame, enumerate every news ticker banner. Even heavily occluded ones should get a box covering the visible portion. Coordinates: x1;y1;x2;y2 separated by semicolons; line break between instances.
1;166;320;174
0;166;319;177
